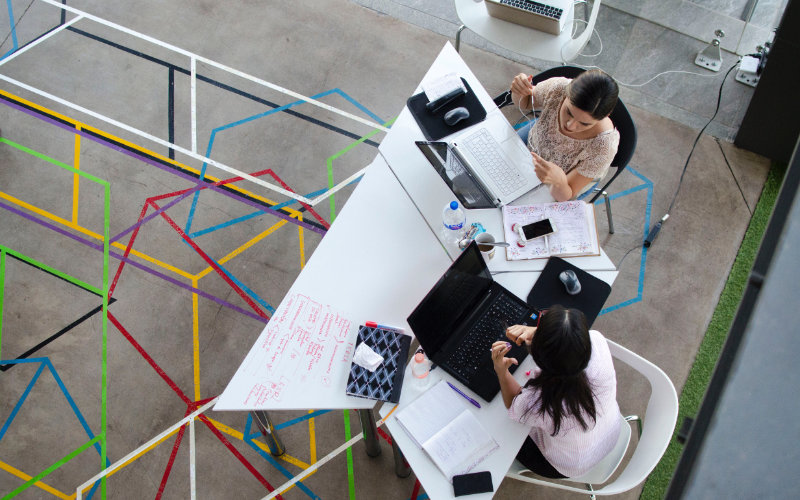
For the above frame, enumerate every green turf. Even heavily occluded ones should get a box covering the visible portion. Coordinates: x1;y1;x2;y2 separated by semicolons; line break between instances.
640;159;788;499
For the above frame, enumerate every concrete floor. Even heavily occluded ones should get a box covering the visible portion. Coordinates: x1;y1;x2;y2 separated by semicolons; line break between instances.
0;0;774;498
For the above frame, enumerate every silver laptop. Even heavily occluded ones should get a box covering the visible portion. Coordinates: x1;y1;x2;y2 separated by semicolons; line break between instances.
485;0;574;36
416;115;541;208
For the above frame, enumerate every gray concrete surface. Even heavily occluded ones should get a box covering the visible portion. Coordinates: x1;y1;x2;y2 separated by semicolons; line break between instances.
0;0;776;498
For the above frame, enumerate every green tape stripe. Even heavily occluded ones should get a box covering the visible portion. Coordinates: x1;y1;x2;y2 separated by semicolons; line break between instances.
0;137;109;186
3;436;101;499
100;184;110;499
0;245;102;296
0;248;5;361
326;117;397;223
343;410;356;500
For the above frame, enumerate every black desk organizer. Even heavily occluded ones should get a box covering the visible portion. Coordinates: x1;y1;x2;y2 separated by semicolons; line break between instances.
407;78;487;141
526;257;612;328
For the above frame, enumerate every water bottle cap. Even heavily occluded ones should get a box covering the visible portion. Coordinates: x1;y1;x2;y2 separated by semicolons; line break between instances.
450;201;458;210
414;352;425;362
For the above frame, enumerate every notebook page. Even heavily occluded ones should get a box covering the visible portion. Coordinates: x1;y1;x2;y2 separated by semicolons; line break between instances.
395;380;464;448
422;410;499;481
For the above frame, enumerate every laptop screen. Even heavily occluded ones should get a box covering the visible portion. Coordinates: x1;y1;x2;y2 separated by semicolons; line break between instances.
415;141;495;209
407;242;493;357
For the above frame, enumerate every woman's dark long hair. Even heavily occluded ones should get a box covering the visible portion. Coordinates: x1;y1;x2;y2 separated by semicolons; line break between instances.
522;305;596;435
567;69;619;120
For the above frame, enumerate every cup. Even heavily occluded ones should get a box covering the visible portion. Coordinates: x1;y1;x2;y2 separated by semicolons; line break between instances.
475;232;496;259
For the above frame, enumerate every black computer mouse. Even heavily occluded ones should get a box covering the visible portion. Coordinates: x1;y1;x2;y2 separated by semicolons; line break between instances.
444;107;470;126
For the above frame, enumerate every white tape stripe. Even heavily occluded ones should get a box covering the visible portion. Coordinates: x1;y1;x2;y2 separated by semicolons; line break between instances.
190;57;197;154
0;15;83;67
308;165;369;206
0;74;315;204
190;418;197;500
74;398;218;499
37;0;389;133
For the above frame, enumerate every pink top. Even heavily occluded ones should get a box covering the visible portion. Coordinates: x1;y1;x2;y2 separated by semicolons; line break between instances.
508;330;621;477
528;77;620;181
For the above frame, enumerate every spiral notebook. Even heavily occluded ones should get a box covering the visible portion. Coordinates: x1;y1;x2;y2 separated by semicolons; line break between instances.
345;325;411;404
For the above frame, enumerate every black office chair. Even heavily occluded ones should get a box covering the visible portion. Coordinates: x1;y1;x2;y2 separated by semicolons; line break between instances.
494;67;637;234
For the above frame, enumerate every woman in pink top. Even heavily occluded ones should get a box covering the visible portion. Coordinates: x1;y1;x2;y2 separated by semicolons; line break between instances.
509;70;620;201
491;305;620;478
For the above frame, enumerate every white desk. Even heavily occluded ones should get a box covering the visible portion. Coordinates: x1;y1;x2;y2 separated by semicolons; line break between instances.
453;0;601;63
216;156;451;411
379;43;616;274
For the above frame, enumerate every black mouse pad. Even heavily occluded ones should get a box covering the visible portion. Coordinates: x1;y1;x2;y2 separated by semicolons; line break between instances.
526;257;612;327
407;78;487;141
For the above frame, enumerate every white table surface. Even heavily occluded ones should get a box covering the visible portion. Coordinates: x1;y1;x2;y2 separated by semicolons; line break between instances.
454;0;601;62
216;156;452;410
378;269;615;500
378;42;616;273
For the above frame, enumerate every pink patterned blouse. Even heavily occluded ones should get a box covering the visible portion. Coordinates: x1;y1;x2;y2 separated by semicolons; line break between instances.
527;77;620;181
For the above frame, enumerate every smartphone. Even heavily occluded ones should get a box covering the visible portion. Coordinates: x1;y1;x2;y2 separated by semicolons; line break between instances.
453;471;493;496
521;218;556;241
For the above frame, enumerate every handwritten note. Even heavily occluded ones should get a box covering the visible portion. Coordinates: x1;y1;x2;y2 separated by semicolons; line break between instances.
216;293;355;410
502;201;600;260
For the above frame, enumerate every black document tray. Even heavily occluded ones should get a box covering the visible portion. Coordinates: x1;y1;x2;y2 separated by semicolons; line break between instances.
407;78;487;141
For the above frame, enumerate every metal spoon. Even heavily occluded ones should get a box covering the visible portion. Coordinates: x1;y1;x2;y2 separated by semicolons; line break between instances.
458;238;510;249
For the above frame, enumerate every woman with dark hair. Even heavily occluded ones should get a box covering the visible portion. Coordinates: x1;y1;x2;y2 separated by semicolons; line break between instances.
509;69;620;201
491;305;620;478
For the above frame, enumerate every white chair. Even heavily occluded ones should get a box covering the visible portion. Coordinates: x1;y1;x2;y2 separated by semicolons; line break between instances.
505;339;679;498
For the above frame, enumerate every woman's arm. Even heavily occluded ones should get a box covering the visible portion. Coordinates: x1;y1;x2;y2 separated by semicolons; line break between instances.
491;341;522;409
510;73;534;111
532;153;595;201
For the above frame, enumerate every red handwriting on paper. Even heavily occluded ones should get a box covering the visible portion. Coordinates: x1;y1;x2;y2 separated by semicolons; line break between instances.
342;341;354;363
333;314;350;342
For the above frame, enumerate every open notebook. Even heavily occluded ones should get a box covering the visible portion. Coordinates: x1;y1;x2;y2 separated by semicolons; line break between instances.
502;201;600;260
395;380;499;481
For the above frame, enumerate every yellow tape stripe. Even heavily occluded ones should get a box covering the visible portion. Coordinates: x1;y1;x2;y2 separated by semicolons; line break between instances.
0;460;72;500
193;219;287;280
0;88;304;218
192;278;201;401
72;129;81;224
308;410;317;464
0;190;194;280
297;214;306;270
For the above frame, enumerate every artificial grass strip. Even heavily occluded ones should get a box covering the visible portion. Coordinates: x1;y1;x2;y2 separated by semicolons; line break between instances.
640;159;788;499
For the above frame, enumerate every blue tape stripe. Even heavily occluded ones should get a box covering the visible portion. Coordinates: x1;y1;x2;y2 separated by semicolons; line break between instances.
45;358;107;458
184;89;341;233
596;165;653;315
3;0;19;58
330;89;384;124
0;362;46;441
274;410;330;431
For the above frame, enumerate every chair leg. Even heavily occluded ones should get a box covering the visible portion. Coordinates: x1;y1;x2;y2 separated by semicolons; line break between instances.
586;483;596;500
602;190;614;234
625;415;643;438
455;25;466;52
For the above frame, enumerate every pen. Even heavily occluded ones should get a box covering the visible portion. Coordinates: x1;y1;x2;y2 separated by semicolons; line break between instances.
447;382;481;408
365;321;405;333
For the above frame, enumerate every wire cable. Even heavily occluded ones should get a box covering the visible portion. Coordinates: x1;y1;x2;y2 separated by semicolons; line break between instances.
665;61;739;215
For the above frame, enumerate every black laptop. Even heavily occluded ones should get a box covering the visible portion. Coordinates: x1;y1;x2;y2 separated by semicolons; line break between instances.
407;241;537;402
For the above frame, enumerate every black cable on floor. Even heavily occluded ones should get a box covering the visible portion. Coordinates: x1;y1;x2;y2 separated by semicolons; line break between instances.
716;137;753;215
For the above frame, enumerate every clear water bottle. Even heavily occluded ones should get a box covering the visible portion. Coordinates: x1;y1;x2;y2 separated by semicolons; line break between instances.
411;352;432;389
441;201;466;247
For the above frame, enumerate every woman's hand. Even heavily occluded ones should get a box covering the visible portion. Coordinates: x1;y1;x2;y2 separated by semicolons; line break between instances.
510;73;534;110
491;341;519;374
532;152;573;201
506;324;536;346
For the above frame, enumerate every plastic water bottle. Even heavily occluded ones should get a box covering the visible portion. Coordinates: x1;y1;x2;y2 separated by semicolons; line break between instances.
411;352;432;389
441;201;466;247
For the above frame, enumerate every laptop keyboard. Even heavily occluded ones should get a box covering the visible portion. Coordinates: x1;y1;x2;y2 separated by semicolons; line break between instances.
462;128;527;196
445;295;529;380
498;0;563;20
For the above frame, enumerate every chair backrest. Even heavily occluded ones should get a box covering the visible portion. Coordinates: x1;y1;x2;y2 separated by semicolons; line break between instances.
505;339;678;496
